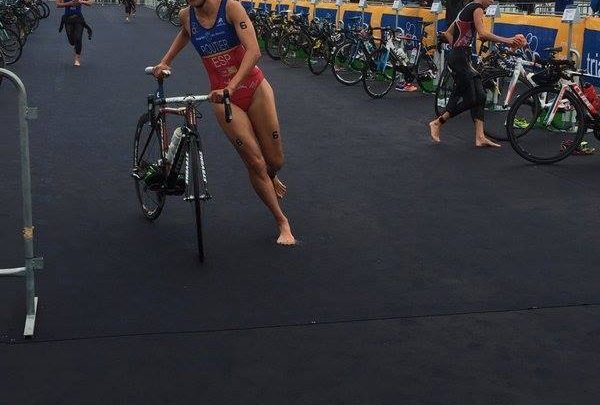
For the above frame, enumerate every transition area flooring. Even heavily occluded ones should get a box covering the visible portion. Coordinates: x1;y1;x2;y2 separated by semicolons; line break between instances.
1;5;600;404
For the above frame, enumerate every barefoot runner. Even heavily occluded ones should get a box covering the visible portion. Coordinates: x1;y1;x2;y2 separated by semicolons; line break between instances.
152;0;296;245
429;0;521;147
57;0;93;67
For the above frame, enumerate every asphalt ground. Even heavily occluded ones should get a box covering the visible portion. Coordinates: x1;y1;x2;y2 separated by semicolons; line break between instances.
1;5;599;404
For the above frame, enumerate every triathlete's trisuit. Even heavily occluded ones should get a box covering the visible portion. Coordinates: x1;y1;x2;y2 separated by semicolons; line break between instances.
62;3;86;55
188;0;264;111
444;1;485;122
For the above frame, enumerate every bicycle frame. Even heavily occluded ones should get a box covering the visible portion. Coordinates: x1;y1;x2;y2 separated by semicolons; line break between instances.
146;92;211;199
543;81;597;127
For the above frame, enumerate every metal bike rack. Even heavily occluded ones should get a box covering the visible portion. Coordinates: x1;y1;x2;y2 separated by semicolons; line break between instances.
358;0;367;25
392;0;403;29
430;1;443;86
486;4;504;110
335;0;343;29
0;68;43;338
562;5;582;67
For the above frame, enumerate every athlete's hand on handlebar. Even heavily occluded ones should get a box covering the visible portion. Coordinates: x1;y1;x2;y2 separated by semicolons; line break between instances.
208;88;233;123
152;62;171;79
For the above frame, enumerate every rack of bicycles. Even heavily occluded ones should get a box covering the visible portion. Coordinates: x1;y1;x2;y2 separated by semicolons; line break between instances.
0;0;49;68
153;5;600;164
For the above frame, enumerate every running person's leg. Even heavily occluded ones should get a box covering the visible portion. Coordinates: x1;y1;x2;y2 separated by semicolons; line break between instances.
212;102;296;245
246;79;287;198
429;50;499;147
65;17;84;65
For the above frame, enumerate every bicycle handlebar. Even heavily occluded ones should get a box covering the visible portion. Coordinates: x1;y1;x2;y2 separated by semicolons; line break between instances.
145;66;171;77
144;66;233;123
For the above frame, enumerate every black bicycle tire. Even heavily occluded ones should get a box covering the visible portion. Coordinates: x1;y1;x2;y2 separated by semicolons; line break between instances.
362;48;397;99
134;113;166;220
265;26;282;60
415;51;437;94
1;27;23;65
506;85;586;164
188;135;205;261
434;68;453;117
308;37;330;75
481;70;533;142
331;41;364;86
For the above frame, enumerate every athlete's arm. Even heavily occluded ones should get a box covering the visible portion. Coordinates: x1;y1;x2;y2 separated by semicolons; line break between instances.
225;0;261;92
56;0;79;8
79;0;93;6
153;8;191;77
442;22;455;44
473;8;514;45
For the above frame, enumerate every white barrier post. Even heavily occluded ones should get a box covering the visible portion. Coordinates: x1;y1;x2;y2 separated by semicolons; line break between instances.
336;0;343;29
0;68;43;338
431;1;443;86
392;0;403;29
358;0;367;25
486;3;502;109
562;5;582;65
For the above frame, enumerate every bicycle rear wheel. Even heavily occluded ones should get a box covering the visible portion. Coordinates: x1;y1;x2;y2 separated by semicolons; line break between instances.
434;68;453;117
308;37;330;75
187;134;206;261
362;48;397;99
265;26;282;60
481;70;532;141
279;31;310;68
133;113;166;220
506;85;586;164
415;51;437;94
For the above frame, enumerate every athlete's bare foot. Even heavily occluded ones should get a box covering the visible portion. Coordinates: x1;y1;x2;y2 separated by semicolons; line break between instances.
272;176;287;199
429;119;441;143
74;55;81;67
475;136;501;148
276;220;296;246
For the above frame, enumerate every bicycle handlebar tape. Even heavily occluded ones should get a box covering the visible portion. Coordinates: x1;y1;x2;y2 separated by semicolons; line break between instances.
223;89;233;123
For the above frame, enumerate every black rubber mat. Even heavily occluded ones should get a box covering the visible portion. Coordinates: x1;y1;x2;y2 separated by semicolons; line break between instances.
1;6;600;403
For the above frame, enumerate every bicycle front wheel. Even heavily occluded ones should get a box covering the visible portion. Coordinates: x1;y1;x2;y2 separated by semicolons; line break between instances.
506;85;586;164
362;49;397;99
331;41;364;85
188;135;206;261
133;113;166;220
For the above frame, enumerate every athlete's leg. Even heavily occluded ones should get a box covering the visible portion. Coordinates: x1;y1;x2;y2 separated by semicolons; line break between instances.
469;77;499;147
213;102;296;245
246;79;287;198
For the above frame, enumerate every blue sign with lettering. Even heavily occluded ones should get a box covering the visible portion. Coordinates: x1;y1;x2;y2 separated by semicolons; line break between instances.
343;10;372;27
493;23;558;60
315;8;337;22
257;2;272;12
274;4;289;13
582;28;600;86
296;5;309;17
380;14;423;39
241;1;253;11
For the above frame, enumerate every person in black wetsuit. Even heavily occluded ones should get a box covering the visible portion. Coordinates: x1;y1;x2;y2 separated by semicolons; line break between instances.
429;0;520;147
57;0;94;66
122;0;136;22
